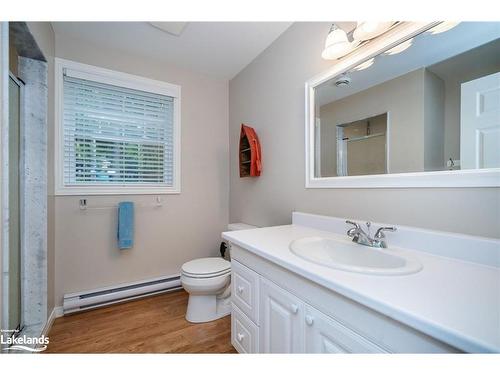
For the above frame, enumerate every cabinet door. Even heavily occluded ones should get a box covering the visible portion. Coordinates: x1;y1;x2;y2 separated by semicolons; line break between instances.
259;278;304;353
304;305;387;353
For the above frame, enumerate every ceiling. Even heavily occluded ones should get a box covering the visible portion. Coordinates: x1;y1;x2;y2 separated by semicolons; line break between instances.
428;38;500;81
51;22;292;80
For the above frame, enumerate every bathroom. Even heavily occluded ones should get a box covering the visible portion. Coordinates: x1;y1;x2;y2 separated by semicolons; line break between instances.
1;1;499;373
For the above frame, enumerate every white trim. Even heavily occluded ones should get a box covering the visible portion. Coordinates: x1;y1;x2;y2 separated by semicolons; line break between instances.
54;306;64;318
41;307;58;338
306;168;500;188
386;112;391;174
54;58;181;196
305;21;500;188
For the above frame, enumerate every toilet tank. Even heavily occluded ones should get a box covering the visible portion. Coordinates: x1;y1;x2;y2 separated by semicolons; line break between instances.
228;222;257;231
222;223;257;260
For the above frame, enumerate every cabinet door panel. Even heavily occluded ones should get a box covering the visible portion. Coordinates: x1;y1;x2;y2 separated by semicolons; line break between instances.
231;260;260;324
260;278;304;353
232;304;259;353
304;305;387;353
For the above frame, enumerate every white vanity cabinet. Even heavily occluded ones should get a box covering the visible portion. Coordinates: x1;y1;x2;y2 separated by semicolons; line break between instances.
231;304;259;353
231;258;387;353
231;259;259;324
259;276;386;353
259;278;304;353
303;305;387;353
230;244;460;354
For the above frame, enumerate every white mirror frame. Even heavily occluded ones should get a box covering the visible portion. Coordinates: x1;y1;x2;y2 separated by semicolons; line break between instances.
305;22;500;188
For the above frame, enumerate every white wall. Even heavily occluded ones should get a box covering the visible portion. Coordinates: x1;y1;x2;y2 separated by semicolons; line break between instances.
52;34;229;306
229;22;500;238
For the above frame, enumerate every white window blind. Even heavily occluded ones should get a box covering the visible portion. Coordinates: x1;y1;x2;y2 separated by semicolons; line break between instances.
62;73;175;187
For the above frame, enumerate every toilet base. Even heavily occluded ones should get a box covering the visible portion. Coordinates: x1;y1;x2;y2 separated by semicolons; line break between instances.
185;294;231;323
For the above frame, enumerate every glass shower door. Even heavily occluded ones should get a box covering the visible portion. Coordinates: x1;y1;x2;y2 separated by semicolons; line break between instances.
8;74;22;334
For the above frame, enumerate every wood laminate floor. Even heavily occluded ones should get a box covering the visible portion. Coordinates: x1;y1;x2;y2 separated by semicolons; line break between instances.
45;290;236;353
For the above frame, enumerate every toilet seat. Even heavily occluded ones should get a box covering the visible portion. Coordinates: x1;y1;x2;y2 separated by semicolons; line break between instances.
181;257;231;279
182;269;231;279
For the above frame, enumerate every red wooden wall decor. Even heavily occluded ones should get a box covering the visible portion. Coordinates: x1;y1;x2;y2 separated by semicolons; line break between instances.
239;124;262;177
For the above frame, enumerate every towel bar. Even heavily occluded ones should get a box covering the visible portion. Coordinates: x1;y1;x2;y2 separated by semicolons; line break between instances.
79;197;163;210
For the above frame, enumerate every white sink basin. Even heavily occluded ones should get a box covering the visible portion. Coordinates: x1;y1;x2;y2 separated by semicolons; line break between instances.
289;237;422;275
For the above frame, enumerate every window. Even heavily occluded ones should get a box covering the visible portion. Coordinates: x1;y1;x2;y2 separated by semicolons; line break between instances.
55;58;181;195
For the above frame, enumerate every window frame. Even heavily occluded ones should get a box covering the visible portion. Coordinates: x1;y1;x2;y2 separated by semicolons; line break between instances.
54;58;181;195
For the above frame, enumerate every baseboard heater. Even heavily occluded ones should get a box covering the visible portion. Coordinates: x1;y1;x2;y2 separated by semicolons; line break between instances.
63;274;182;314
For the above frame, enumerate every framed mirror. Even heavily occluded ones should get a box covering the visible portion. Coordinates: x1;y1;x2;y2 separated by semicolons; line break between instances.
305;22;500;188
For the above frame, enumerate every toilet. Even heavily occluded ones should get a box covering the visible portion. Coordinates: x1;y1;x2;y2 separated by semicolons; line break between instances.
181;223;256;323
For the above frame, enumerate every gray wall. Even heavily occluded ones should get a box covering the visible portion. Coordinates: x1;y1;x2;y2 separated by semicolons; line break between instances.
423;69;445;171
229;22;500;238
319;69;425;175
51;34;229;306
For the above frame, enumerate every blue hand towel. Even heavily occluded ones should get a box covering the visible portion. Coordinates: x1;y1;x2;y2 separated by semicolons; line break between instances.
117;202;134;249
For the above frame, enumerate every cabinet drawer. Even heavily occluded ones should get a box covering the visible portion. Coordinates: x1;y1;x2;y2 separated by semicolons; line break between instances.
304;305;387;353
231;259;260;324
231;304;259;353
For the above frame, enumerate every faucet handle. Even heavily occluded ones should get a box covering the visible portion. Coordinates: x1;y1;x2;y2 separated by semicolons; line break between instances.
346;220;360;229
374;226;397;239
346;220;360;238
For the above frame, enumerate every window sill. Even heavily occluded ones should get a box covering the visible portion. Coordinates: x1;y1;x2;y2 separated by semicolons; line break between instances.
55;185;181;196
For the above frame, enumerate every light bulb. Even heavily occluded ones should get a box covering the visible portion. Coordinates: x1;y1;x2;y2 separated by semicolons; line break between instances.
426;22;460;35
322;24;353;60
353;22;394;41
384;39;413;55
351;58;375;71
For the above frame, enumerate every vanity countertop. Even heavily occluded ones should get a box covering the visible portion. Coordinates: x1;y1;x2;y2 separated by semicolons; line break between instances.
222;224;500;353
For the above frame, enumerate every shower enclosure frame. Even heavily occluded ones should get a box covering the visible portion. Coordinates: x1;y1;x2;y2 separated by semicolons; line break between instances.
2;71;25;338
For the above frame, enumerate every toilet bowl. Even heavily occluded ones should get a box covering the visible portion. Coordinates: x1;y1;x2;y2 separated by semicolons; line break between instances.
181;222;257;323
181;257;232;323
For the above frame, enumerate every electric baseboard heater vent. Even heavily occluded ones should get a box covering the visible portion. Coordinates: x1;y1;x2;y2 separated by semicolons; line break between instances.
63;274;182;314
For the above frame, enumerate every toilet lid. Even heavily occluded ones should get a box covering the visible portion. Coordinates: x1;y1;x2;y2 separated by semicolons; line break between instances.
181;257;231;277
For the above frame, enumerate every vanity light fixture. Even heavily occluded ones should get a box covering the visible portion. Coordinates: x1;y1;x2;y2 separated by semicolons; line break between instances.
322;22;399;61
321;24;353;60
351;57;375;71
353;21;394;41
426;21;460;35
383;39;413;55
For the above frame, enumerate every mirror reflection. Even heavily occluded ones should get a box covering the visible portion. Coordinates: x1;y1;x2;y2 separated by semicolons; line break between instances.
314;22;500;178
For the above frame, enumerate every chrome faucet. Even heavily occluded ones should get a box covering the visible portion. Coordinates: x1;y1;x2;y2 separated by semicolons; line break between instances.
346;220;397;248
